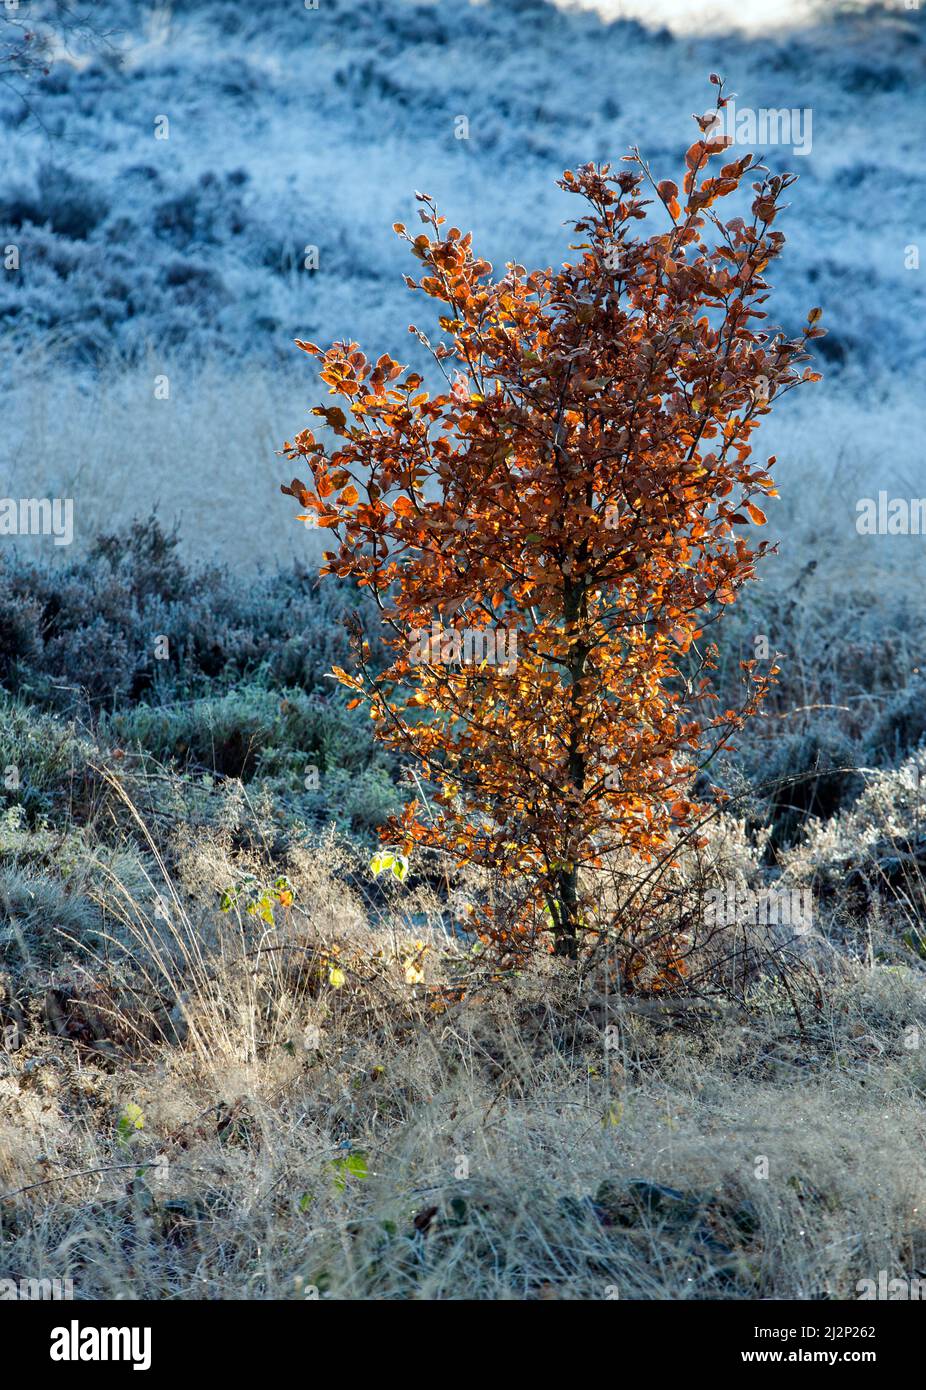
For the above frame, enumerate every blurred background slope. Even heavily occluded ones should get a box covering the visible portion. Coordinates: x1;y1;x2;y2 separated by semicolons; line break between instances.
0;0;922;569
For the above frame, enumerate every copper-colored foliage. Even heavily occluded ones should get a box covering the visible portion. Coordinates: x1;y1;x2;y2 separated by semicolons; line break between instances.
281;81;822;966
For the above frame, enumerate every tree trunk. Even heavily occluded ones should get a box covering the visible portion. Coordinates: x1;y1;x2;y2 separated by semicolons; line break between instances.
553;864;580;958
553;574;587;960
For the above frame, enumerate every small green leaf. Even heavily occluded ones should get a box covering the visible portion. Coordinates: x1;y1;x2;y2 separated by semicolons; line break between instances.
329;1152;368;1191
117;1102;145;1145
391;854;409;882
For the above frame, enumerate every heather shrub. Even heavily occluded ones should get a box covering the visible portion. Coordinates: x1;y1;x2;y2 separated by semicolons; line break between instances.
0;161;110;240
748;724;864;851
707;574;926;732
152;171;250;249
865;675;926;764
780;752;926;929
101;684;392;781
0;585;41;675
0;520;402;844
0;850;104;971
302;765;401;833
0;516;387;715
0;694;97;823
101;687;402;833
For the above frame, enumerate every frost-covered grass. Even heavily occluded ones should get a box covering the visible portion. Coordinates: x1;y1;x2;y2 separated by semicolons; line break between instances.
1;1;923;562
0;345;323;566
0;0;922;374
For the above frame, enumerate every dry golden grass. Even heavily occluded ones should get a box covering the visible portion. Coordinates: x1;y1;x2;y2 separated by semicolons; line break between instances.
3;790;926;1301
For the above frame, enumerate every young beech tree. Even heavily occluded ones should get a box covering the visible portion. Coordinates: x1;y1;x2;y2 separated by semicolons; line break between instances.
281;81;822;963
